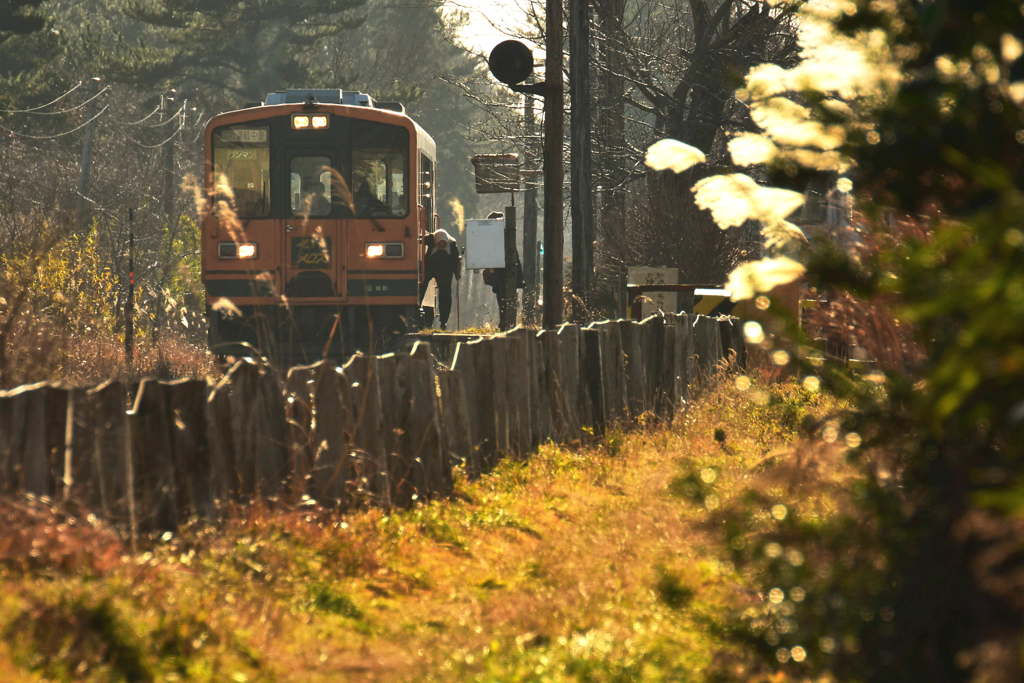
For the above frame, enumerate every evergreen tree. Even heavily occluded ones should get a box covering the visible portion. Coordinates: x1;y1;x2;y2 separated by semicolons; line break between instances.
0;0;45;42
318;0;487;224
0;0;61;109
118;0;368;109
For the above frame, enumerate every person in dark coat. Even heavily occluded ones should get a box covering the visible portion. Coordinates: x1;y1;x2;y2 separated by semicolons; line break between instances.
420;229;461;329
481;211;524;330
483;260;524;330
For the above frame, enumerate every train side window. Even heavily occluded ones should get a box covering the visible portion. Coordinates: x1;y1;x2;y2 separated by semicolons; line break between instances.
290;156;333;217
351;120;408;218
212;125;270;217
419;153;434;227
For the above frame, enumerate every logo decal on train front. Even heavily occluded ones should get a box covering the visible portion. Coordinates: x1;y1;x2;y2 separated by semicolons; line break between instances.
291;236;332;268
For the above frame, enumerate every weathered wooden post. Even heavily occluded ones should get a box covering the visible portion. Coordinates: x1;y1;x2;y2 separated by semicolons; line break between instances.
68;381;130;522
589;320;627;422
406;342;450;499
285;361;321;502
206;360;288;504
582;327;606;437
451;340;485;478
557;324;583;438
342;353;389;508
130;378;209;530
437;367;474;480
618;320;647;417
0;383;67;497
315;364;353;506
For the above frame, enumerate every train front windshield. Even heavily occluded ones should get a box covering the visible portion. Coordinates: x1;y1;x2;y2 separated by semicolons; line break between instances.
212;125;271;217
350;119;408;218
211;116;409;219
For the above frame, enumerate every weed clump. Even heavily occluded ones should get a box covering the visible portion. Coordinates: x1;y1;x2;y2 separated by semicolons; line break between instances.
0;496;123;575
6;595;150;681
0;215;214;389
655;568;695;610
308;583;362;618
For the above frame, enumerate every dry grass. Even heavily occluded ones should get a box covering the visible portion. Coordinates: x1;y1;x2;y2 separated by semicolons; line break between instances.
0;497;124;575
414;323;503;336
0;378;847;681
801;210;929;373
0;210;214;389
0;321;217;389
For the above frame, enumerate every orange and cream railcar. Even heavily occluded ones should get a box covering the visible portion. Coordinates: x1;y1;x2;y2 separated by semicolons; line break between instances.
201;89;437;360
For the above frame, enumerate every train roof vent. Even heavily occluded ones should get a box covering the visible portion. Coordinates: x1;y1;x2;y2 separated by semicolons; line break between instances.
262;89;380;108
264;89;344;105
341;91;375;107
375;101;405;114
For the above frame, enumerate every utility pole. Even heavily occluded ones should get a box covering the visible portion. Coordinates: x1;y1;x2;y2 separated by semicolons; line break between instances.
125;208;135;371
77;117;96;232
156;90;183;344
543;0;564;328
160;90;177;219
77;79;102;233
570;0;594;318
486;8;564;328
522;95;539;325
501;202;519;330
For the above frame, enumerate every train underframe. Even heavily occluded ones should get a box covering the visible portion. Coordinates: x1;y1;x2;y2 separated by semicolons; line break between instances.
207;302;421;365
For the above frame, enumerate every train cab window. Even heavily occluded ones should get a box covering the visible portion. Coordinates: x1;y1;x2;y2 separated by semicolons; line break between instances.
351;120;408;218
290;156;334;217
212;125;270;217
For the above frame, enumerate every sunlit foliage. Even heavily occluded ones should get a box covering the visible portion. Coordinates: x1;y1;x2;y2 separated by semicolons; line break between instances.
644;139;707;173
725;256;806;302
646;0;1024;679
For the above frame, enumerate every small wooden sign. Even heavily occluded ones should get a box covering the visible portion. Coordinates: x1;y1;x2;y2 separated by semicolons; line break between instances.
627;266;679;317
471;154;520;193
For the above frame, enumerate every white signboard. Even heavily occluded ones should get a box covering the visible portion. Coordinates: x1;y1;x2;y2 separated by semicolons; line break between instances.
465;219;505;269
627;266;679;317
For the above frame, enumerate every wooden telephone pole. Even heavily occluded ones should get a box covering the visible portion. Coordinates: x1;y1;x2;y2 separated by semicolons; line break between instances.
542;0;564;328
569;0;594;316
522;95;540;325
486;0;565;329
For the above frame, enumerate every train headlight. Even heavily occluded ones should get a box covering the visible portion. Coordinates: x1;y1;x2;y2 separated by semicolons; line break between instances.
219;241;258;259
311;114;329;129
365;242;404;259
291;114;310;129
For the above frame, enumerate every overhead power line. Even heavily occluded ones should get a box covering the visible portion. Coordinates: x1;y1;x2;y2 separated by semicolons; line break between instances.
0;81;84;114
191;111;207;142
130;117;185;148
2;86;112;116
117;103;162;126
146;101;188;128
0;105;110;140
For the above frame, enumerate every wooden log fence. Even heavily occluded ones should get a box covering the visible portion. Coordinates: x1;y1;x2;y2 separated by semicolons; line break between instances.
0;314;744;535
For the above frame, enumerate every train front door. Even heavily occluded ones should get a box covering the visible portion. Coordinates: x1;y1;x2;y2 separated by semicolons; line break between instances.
281;154;346;300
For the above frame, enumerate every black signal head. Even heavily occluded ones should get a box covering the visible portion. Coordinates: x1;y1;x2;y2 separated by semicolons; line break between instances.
488;40;534;86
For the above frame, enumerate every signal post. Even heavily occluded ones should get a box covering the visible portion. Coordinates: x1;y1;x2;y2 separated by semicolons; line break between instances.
487;10;564;329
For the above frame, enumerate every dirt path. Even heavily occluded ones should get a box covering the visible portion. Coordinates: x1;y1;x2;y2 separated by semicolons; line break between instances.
280;429;741;681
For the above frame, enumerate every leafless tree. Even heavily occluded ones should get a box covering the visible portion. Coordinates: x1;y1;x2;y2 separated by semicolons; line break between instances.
491;0;798;314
